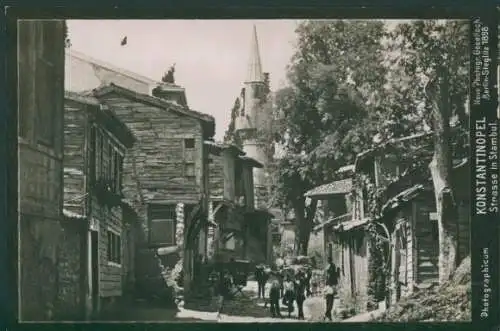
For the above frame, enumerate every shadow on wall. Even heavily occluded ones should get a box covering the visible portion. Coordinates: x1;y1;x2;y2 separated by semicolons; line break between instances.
20;216;62;321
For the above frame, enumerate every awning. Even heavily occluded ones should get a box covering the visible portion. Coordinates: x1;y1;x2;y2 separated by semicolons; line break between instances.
203;140;245;156
238;155;264;168
304;178;353;199
381;184;425;214
332;218;371;233
63;208;86;220
313;213;352;232
157;246;181;256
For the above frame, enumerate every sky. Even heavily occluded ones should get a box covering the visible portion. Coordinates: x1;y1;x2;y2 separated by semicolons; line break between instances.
67;20;300;139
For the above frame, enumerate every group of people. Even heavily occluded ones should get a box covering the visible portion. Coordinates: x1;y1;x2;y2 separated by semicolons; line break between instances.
211;257;341;321
254;264;311;319
254;257;341;320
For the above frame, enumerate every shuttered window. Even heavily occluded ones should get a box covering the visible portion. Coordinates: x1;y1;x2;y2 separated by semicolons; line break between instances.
92;126;124;194
96;130;103;179
89;125;97;184
148;204;176;246
102;137;110;182
107;230;122;265
183;138;196;179
114;150;124;194
108;143;114;185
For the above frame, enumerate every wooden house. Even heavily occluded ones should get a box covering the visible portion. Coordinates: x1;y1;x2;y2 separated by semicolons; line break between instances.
18;19;66;321
90;83;215;294
344;131;470;309
306;168;372;308
62;91;135;317
205;142;274;265
307;173;354;262
65;50;202;296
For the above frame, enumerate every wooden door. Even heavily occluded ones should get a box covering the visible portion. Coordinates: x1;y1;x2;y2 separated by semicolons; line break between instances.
415;203;439;284
349;237;356;295
90;230;99;314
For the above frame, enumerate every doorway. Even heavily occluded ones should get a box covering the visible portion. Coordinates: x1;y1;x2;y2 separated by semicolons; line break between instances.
90;230;99;315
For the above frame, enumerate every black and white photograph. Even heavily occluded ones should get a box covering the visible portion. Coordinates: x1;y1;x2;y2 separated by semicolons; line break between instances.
17;18;472;323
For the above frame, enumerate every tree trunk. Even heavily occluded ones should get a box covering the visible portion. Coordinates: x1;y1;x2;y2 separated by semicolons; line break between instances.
293;198;318;256
389;226;400;306
426;69;459;284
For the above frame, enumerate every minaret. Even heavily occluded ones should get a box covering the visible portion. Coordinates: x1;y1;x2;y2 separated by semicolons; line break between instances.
235;25;270;210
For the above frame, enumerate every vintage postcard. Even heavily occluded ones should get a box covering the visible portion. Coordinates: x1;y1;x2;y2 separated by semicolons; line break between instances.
12;10;499;328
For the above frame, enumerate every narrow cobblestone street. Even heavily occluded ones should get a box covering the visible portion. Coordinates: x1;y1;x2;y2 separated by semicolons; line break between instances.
178;281;337;323
99;280;340;322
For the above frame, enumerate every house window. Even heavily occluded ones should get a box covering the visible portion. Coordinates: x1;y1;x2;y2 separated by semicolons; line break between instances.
89;125;97;183
91;127;124;194
148;204;176;246
184;138;195;149
107;230;122;266
107;142;114;184
183;138;196;178
114;150;124;194
224;233;236;250
362;188;369;218
102;137;110;183
222;230;242;251
253;85;261;98
235;161;244;198
98;131;105;180
184;163;196;178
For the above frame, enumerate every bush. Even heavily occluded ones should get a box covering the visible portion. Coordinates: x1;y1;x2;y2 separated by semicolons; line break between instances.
374;255;471;322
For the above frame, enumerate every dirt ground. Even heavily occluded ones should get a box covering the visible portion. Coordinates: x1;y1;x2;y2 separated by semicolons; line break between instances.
97;280;340;323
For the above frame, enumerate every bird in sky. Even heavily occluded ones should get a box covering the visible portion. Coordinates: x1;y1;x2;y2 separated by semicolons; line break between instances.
120;36;127;46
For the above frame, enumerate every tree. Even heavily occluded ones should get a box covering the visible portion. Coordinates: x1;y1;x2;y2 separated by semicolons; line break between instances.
274;20;389;255
389;20;469;282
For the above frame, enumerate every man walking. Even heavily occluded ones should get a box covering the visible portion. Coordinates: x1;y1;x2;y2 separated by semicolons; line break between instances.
255;264;270;299
295;270;307;320
305;267;312;297
323;257;340;321
268;272;283;318
282;274;295;318
216;269;233;322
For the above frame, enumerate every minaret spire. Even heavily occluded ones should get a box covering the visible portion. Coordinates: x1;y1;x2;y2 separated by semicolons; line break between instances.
246;24;264;83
